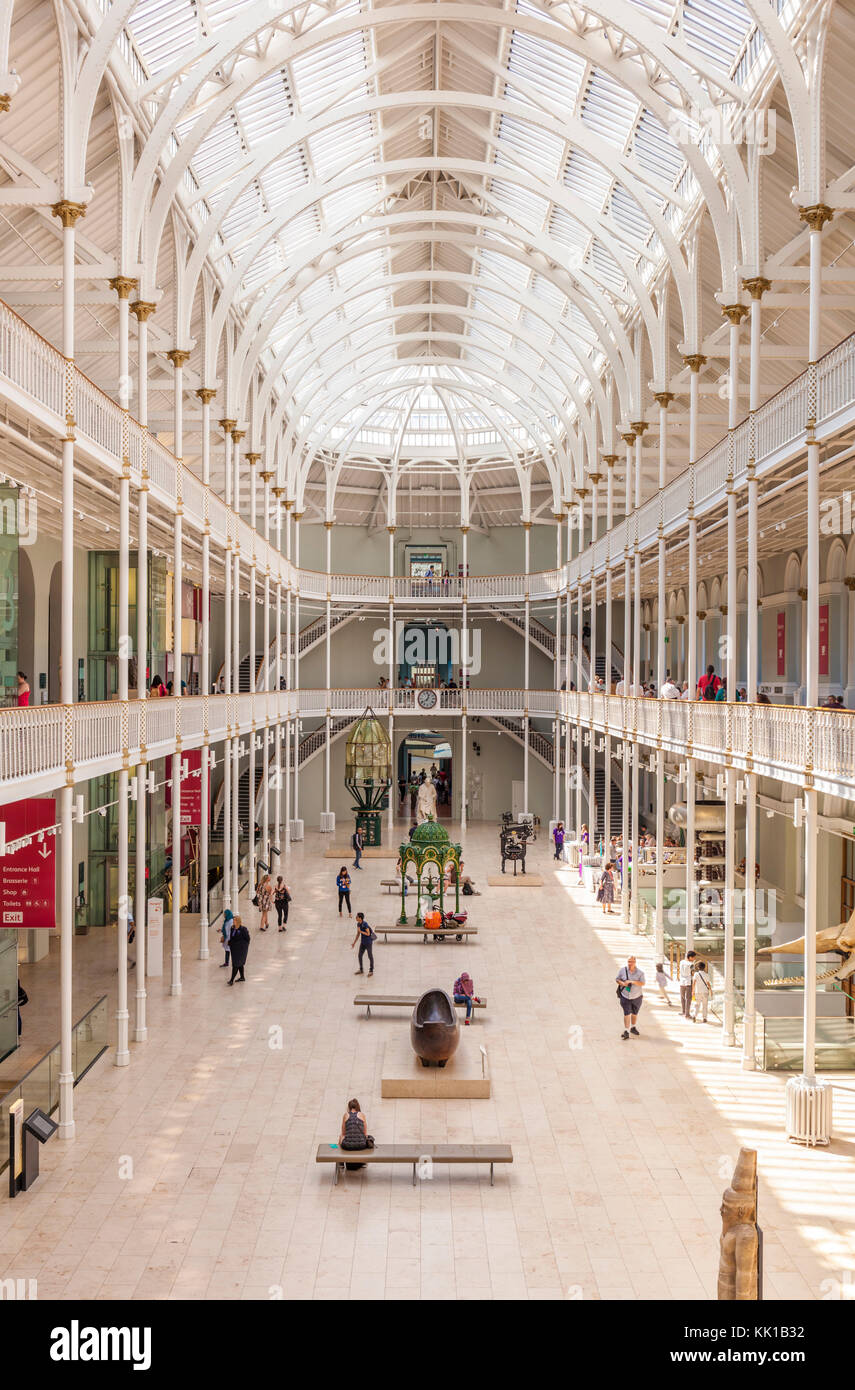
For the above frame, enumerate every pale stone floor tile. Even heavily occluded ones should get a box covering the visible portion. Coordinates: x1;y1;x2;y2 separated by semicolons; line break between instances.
5;824;855;1303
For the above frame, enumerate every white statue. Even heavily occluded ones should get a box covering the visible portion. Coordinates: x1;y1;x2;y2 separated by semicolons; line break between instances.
416;779;438;823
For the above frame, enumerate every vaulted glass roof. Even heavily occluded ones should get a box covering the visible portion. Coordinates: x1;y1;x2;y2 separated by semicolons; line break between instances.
115;0;777;478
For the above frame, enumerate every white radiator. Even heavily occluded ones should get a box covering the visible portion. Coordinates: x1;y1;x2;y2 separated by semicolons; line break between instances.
786;1076;832;1146
289;818;304;842
319;812;335;833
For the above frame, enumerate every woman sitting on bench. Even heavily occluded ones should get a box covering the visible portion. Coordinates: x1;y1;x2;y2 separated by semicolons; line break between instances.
339;1098;374;1170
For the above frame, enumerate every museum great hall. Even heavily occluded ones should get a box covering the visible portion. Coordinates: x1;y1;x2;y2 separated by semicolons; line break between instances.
1;0;855;1313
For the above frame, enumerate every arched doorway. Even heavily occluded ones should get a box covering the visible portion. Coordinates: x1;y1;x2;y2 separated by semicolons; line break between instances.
396;731;452;819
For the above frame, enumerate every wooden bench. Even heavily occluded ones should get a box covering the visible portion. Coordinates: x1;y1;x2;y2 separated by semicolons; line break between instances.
376;924;478;943
316;1142;512;1186
354;994;487;1016
380;878;479;896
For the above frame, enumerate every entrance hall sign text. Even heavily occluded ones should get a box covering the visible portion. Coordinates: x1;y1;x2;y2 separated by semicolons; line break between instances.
0;797;56;927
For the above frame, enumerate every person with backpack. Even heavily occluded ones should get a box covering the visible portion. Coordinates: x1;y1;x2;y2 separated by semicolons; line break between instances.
227;916;250;985
453;971;480;1024
337;866;352;916
352;912;376;975
274;876;291;931
616;955;645;1039
352;825;364;869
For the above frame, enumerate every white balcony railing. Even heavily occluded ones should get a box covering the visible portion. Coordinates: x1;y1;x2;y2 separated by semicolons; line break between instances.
4;690;855;807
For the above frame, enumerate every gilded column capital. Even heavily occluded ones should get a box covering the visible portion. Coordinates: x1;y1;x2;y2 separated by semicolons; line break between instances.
195;387;217;405
166;348;191;368
51;200;87;228
323;520;334;530
721;303;749;326
798;203;834;232
219;417;237;433
245;452;261;466
742;276;771;300
259;470;273;484
601;454;619;467
129;300;156;322
231;428;246;444
682;353;707;373
630;420;649;435
108;275;138;300
387;524;397;533
620;430;636;447
653;392;674;409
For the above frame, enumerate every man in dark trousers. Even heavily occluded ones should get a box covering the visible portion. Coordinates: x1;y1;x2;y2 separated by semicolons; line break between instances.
352;913;376;976
352;824;364;869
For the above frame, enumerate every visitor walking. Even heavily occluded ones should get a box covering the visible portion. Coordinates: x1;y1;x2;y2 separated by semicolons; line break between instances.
352;825;364;869
616;955;645;1039
337;866;352;916
16;671;30;706
17;980;28;1035
596;861;616;914
256;872;273;931
339;1097;374;1170
693;960;712;1022
274;876;290;931
352;912;376;976
453;971;480;1024
227;916;250;985
655;961;674;1006
219;908;234;967
679;950;697;1018
552;821;565;860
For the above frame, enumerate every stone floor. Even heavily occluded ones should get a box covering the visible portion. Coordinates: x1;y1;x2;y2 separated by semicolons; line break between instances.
2;821;855;1301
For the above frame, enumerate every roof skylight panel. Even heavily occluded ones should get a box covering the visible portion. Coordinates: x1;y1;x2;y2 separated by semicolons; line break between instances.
494;115;565;182
548;207;590;266
260;148;311;209
290;30;371;111
234;70;295;146
308;116;376;182
562;150;612;211
608;184;652;244
488;180;551;233
503;30;586;111
127;0;199;76
681;0;752;70
185;114;245;187
581;70;639;150
587;239;626;291
220;186;266;242
632;109;685;187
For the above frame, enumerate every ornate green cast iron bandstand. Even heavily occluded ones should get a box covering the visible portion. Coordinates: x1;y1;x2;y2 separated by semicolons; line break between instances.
398;816;461;924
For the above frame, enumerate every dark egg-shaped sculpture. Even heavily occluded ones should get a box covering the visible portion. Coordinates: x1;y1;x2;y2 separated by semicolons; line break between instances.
410;989;460;1068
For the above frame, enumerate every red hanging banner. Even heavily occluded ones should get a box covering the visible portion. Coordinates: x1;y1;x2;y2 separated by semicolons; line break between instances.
819;603;829;678
0;798;57;928
776;611;786;677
